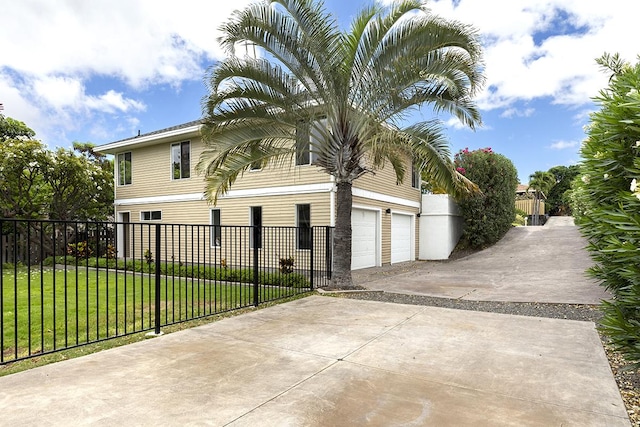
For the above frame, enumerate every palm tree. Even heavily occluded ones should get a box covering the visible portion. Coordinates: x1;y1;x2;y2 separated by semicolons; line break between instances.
528;171;555;225
198;0;484;288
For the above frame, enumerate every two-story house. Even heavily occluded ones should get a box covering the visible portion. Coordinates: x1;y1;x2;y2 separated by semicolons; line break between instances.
95;120;421;270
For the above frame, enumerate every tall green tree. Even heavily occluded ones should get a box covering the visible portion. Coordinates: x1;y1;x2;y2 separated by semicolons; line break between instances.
546;165;579;215
0;118;49;219
528;170;555;225
0;114;113;221
0;115;36;141
44;144;114;221
198;0;484;288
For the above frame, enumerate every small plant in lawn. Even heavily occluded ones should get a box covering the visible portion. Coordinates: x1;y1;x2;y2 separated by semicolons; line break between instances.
67;241;92;258
143;249;153;265
279;256;295;274
103;244;116;259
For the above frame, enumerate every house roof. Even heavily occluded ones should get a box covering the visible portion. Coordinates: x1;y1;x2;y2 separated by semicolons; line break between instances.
516;183;547;199
95;119;204;154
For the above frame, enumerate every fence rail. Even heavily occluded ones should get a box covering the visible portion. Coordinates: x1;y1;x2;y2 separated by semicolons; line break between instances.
1;218;333;364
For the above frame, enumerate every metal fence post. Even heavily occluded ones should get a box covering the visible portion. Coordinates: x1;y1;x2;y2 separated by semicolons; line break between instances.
253;225;259;307
154;223;161;335
309;228;314;290
325;226;332;281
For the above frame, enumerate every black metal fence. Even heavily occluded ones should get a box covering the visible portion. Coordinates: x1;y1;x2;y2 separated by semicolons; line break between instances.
0;218;333;364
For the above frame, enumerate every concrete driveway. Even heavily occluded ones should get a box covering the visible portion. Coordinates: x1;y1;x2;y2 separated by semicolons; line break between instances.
0;296;629;426
356;217;610;304
0;219;629;426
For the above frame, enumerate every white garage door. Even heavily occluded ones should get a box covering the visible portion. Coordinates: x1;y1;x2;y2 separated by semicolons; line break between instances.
391;213;412;264
351;208;378;270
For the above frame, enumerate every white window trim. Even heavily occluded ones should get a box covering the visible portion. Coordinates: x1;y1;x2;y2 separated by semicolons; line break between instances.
140;210;162;221
170;141;191;181
117;151;132;186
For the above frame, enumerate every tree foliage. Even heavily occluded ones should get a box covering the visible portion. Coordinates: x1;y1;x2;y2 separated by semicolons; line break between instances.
546;165;579;215
454;147;518;249
575;53;640;365
198;0;484;288
0;115;114;221
0;115;36;141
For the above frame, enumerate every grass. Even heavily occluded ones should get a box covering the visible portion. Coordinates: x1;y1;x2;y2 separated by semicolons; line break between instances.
0;292;311;377
2;265;306;364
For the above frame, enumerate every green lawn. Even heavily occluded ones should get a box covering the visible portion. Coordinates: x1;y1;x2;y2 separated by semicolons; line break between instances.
1;266;296;362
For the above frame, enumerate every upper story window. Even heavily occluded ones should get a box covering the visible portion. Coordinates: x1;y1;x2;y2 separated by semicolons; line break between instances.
411;163;420;189
295;119;324;166
117;152;132;186
171;141;190;180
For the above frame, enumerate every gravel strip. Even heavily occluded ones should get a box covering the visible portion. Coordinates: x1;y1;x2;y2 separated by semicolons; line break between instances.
326;290;640;426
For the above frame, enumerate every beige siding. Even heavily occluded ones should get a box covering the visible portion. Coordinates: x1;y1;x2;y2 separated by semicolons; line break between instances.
115;137;332;202
117;193;331;227
227;163;331;190
115;194;332;267
353;155;421;204
116;137;207;200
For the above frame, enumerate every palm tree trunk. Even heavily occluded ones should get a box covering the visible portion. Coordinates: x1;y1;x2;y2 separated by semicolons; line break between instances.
331;181;354;289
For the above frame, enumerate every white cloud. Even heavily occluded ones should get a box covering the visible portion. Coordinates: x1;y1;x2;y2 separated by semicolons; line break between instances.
0;0;254;145
501;107;535;118
0;1;253;87
378;0;639;112
549;140;579;150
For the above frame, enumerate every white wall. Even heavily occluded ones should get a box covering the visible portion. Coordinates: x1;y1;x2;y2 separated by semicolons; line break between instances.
419;194;463;260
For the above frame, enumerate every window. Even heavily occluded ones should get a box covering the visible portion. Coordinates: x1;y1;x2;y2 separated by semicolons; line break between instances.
210;209;221;247
250;160;262;171
171;141;190;180
297;204;312;250
140;210;161;221
250;206;262;249
295;119;323;166
117;152;132;186
411;163;420;189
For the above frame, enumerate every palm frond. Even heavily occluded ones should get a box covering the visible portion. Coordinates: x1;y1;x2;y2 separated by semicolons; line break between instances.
201;0;484;202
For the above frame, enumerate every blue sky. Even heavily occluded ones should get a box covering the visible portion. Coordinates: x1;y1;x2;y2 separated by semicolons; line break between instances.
0;0;637;183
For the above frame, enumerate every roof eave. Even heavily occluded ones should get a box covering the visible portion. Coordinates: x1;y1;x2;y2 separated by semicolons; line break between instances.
95;124;203;154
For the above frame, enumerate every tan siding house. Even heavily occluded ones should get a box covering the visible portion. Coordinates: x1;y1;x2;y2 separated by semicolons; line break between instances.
96;120;422;269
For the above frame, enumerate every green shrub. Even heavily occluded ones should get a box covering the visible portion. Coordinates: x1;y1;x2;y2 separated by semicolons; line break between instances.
454;147;518;248
60;254;310;288
576;53;640;365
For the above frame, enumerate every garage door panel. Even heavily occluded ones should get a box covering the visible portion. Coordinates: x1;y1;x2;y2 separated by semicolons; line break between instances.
352;208;377;270
391;213;412;264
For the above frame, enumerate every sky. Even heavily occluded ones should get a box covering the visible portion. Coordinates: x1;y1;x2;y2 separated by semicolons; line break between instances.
1;0;638;184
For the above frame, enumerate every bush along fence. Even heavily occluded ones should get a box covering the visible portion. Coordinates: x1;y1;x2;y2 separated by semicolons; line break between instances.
0;218;333;364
